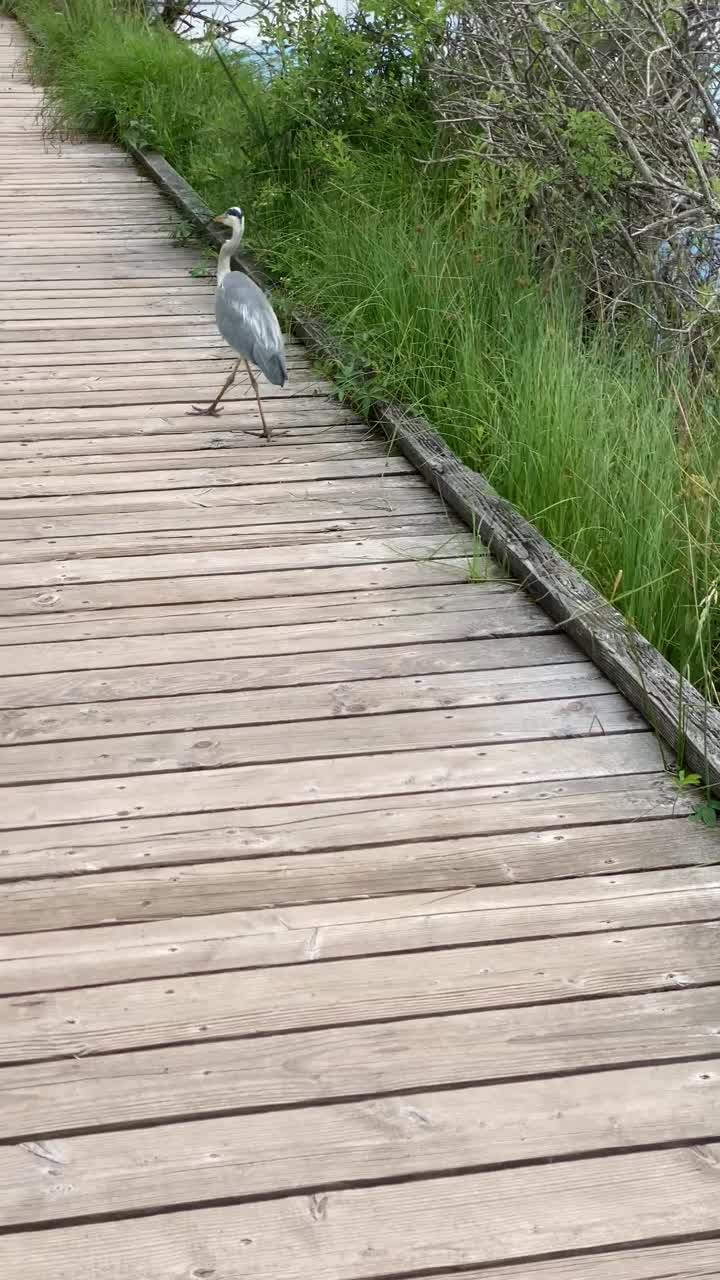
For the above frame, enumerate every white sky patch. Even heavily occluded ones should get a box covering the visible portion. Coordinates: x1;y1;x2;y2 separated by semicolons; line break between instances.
187;0;353;49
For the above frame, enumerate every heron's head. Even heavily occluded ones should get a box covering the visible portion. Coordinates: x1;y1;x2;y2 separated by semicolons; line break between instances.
215;206;245;238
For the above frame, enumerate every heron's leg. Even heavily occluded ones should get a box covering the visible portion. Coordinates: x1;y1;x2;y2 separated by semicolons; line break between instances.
245;360;272;443
190;358;241;416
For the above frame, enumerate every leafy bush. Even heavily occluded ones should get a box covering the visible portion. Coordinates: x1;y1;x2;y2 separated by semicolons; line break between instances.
261;0;445;148
439;1;720;365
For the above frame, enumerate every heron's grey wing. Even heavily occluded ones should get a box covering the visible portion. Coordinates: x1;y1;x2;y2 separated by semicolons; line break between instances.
216;272;288;386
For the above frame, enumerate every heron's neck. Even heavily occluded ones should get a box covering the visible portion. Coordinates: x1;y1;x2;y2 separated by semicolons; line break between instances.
217;222;244;284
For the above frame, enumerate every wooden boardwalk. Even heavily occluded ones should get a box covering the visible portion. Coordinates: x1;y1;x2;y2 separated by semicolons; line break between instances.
2;17;720;1279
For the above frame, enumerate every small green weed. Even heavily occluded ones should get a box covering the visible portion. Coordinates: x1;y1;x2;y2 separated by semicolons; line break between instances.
690;797;720;828
675;768;702;790
672;767;720;827
188;246;216;278
170;218;198;246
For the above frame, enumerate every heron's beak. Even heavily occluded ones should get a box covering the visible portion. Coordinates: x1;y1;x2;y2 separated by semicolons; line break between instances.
212;215;225;224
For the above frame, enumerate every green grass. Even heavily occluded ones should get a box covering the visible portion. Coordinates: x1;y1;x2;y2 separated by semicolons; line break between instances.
10;0;263;211
6;0;720;702
263;166;720;692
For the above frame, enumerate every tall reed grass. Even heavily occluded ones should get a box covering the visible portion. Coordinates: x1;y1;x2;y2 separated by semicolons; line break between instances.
259;165;720;695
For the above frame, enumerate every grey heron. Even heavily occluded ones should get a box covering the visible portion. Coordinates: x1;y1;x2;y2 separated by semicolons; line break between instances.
191;205;287;440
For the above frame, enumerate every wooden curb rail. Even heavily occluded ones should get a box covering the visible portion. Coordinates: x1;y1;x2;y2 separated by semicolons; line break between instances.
129;143;720;791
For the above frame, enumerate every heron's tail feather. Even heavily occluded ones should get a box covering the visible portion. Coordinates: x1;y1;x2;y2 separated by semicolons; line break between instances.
263;351;288;387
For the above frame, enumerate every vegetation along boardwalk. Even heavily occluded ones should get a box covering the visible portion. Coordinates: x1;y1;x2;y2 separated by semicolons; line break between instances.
2;16;720;1279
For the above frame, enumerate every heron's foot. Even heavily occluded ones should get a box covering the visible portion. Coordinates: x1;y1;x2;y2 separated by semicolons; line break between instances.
189;403;222;417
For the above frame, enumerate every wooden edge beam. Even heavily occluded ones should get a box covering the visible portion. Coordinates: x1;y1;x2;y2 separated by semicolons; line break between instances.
127;143;720;790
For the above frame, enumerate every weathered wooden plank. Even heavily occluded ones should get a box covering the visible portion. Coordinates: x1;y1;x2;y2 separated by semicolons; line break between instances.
0;337;305;359
0;357;323;384
0;349;317;375
0;285;217;300
0;381;333;412
0;636;569;711
3;1147;720;1279
0;456;412;499
0;224;181;235
0;512;452;562
0;222;170;231
0;441;390;479
0;533;471;589
0;344;285;368
428;1243;720;1280
0;515;455;567
0;197;169;207
0;404;356;438
0;151;124;158
0;473;423;519
0;608;539;680
0;428;374;467
0;696;644;786
0;206;162;214
0;664;612;745
0;175;157;183
0;320;255;341
0;734;665;830
0;405;362;443
0;360;331;390
2;285;215;299
0;237;207;253
0;922;717;1063
1;1059;718;1228
1;867;718;990
0;216;187;228
0;774;687;877
0;366;320;396
0;337;302;354
0;558;476;617
0;818;708;930
0;267;204;282
0;399;349;428
0;203;169;211
0;221;181;231
0;380;336;412
0;195;167;203
0;986;714;1140
0;335;274;352
0;583;494;644
0;162;162;178
0;304;227;325
0;222;171;231
0;260;204;275
0;416;371;451
0;321;255;339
